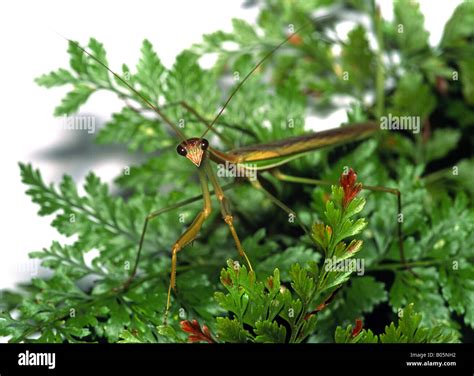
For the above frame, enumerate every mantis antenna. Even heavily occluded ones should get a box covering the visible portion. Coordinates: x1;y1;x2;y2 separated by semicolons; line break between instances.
200;22;312;138
64;37;188;143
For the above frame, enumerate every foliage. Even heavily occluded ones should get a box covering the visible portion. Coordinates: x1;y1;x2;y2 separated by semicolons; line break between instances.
335;304;460;343
203;174;367;343
2;0;473;343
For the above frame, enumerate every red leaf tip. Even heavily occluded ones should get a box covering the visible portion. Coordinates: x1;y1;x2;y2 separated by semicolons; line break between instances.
340;168;362;208
351;319;363;337
180;319;215;343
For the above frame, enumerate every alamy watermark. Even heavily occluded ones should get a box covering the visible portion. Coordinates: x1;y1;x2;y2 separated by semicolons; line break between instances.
324;257;365;276
60;115;96;134
18;351;55;369
16;260;39;277
217;162;257;181
380;113;420;134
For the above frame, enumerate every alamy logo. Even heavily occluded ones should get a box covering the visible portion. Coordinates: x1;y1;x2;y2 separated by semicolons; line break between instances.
61;114;96;134
380;113;420;134
324;257;365;276
18;351;56;369
217;161;257;181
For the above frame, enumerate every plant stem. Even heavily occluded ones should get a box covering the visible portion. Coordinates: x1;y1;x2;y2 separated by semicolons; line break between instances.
368;258;461;271
373;3;385;120
423;167;454;184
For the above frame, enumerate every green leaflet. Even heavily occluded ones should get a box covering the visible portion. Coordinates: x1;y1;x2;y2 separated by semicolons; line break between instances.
393;0;430;55
440;2;474;49
341;25;374;91
214;261;318;343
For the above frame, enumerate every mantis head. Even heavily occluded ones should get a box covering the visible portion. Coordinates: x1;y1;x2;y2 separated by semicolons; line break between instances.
176;138;209;167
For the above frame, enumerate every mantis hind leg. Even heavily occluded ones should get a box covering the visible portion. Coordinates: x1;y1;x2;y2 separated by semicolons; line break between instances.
271;169;409;271
249;175;312;239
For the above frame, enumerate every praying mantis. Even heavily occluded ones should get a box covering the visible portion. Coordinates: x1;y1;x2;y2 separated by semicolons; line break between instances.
63;21;405;318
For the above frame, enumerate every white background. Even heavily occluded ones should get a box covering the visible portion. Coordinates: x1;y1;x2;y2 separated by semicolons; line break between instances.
0;0;462;289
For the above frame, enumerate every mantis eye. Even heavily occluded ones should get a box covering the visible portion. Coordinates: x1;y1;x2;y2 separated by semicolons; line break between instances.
200;138;209;150
176;144;187;156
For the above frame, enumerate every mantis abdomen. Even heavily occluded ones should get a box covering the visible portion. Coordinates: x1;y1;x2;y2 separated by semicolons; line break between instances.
209;122;379;170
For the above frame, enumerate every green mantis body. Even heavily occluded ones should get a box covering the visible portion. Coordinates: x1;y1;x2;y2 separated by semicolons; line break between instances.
65;24;404;319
